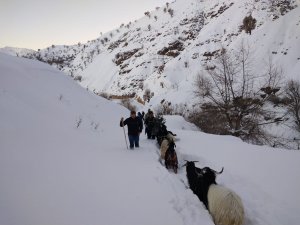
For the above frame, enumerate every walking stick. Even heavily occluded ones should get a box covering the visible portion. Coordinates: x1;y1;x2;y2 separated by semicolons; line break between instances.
122;120;129;149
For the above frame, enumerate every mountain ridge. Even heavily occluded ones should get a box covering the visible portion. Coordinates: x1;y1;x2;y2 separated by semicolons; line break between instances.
2;0;299;99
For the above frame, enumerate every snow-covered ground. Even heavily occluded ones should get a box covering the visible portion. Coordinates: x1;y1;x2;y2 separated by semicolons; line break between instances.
1;53;300;225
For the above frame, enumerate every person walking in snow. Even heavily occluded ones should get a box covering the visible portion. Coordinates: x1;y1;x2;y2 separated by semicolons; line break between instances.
144;109;152;135
137;112;144;122
120;110;143;149
144;111;156;139
142;111;145;120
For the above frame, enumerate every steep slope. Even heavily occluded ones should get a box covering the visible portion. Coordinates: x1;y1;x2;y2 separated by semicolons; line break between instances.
1;0;299;148
1;53;300;225
3;0;299;101
0;46;35;57
0;53;206;225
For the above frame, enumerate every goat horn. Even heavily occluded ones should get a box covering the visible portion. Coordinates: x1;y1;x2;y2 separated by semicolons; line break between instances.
182;160;199;167
183;160;199;162
214;167;224;174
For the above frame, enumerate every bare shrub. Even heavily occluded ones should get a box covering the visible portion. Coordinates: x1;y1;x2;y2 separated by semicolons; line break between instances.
241;15;256;34
143;88;152;102
286;80;300;132
98;92;111;100
74;76;82;82
188;103;229;135
157;64;165;74
155;101;173;116
194;43;283;144
168;8;174;17
76;117;82;128
120;99;136;111
144;11;151;18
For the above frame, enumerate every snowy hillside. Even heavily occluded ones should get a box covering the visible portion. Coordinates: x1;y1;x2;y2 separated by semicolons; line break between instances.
0;46;35;57
2;0;299;101
1;0;300;149
1;53;300;225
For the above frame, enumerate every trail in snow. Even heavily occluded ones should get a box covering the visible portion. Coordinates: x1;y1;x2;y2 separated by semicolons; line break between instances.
1;53;299;225
135;134;214;225
136;119;300;225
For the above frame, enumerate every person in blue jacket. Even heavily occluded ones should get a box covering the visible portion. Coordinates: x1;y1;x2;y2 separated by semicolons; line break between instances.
120;110;143;149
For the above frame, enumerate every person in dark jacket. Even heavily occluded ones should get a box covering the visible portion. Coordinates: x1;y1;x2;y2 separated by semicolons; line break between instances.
120;110;143;149
144;111;156;139
137;112;144;122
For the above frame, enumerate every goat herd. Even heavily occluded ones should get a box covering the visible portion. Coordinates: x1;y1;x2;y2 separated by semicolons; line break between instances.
151;118;245;225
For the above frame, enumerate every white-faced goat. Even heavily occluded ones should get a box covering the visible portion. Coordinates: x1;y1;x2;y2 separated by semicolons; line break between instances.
184;161;244;225
160;133;176;159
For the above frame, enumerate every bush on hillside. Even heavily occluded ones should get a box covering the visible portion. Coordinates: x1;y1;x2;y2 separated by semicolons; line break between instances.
120;99;136;112
241;15;256;35
285;80;300;133
193;43;284;145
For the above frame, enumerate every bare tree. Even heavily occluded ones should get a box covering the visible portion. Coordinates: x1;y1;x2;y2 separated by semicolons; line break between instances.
286;80;300;132
143;89;152;102
242;15;256;34
194;43;283;144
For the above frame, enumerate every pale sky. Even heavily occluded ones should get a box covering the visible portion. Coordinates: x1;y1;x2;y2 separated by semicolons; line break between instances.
0;0;169;50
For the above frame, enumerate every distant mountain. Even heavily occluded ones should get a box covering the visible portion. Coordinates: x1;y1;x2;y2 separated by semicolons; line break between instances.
0;46;35;57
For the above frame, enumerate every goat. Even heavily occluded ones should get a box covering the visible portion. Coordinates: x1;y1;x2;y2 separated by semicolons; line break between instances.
208;184;244;225
160;139;169;159
184;161;244;225
160;133;176;159
156;123;176;146
164;141;178;173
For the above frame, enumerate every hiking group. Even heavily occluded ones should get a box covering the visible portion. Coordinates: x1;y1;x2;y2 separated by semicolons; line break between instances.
120;109;156;149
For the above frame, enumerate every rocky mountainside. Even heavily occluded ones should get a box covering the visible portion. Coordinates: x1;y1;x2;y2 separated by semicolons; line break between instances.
3;0;299;100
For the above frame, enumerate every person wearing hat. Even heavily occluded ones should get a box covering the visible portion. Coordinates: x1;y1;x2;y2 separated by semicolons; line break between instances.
120;110;143;149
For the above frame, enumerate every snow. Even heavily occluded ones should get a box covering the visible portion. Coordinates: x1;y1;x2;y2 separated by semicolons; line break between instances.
0;46;35;57
1;52;300;225
1;1;300;147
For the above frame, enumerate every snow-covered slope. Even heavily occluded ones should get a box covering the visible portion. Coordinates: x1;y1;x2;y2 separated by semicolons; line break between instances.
1;53;300;225
1;0;299;148
0;46;35;57
2;0;299;101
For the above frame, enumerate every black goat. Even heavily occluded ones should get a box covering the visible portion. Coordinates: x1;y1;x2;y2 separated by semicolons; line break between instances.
149;117;175;145
184;161;244;225
185;161;211;207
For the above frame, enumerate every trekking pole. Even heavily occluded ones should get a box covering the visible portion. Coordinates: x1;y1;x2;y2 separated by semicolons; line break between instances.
122;120;129;149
